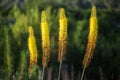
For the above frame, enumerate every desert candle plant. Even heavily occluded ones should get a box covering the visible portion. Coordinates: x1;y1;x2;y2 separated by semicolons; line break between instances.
81;5;98;80
58;8;68;80
41;11;50;80
28;26;38;73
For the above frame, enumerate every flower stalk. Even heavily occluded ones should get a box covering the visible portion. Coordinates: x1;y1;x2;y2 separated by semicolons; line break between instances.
28;26;38;73
81;5;98;80
41;11;50;80
58;8;68;80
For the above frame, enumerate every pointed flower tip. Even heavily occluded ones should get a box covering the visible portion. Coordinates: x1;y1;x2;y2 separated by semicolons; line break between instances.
91;5;97;17
28;26;33;35
59;8;66;19
92;5;96;9
41;10;47;22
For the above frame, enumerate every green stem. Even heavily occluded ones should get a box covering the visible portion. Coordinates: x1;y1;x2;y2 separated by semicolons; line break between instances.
80;66;86;80
38;69;41;80
58;60;63;80
41;66;45;80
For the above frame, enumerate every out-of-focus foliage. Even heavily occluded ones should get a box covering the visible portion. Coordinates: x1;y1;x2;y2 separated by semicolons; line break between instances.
3;27;14;79
17;50;29;80
0;0;120;80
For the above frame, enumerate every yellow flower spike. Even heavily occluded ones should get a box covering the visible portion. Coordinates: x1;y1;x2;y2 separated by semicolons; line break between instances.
58;8;68;62
41;11;50;68
28;26;38;66
83;5;98;68
81;5;98;80
41;11;50;80
58;8;68;80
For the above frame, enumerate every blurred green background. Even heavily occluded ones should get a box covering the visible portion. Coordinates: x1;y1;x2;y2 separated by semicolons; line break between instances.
0;0;120;80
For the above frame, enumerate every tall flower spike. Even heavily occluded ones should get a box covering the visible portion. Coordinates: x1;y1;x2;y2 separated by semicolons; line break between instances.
58;8;68;62
41;11;50;68
80;5;98;80
28;26;38;66
83;5;98;68
58;8;68;80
